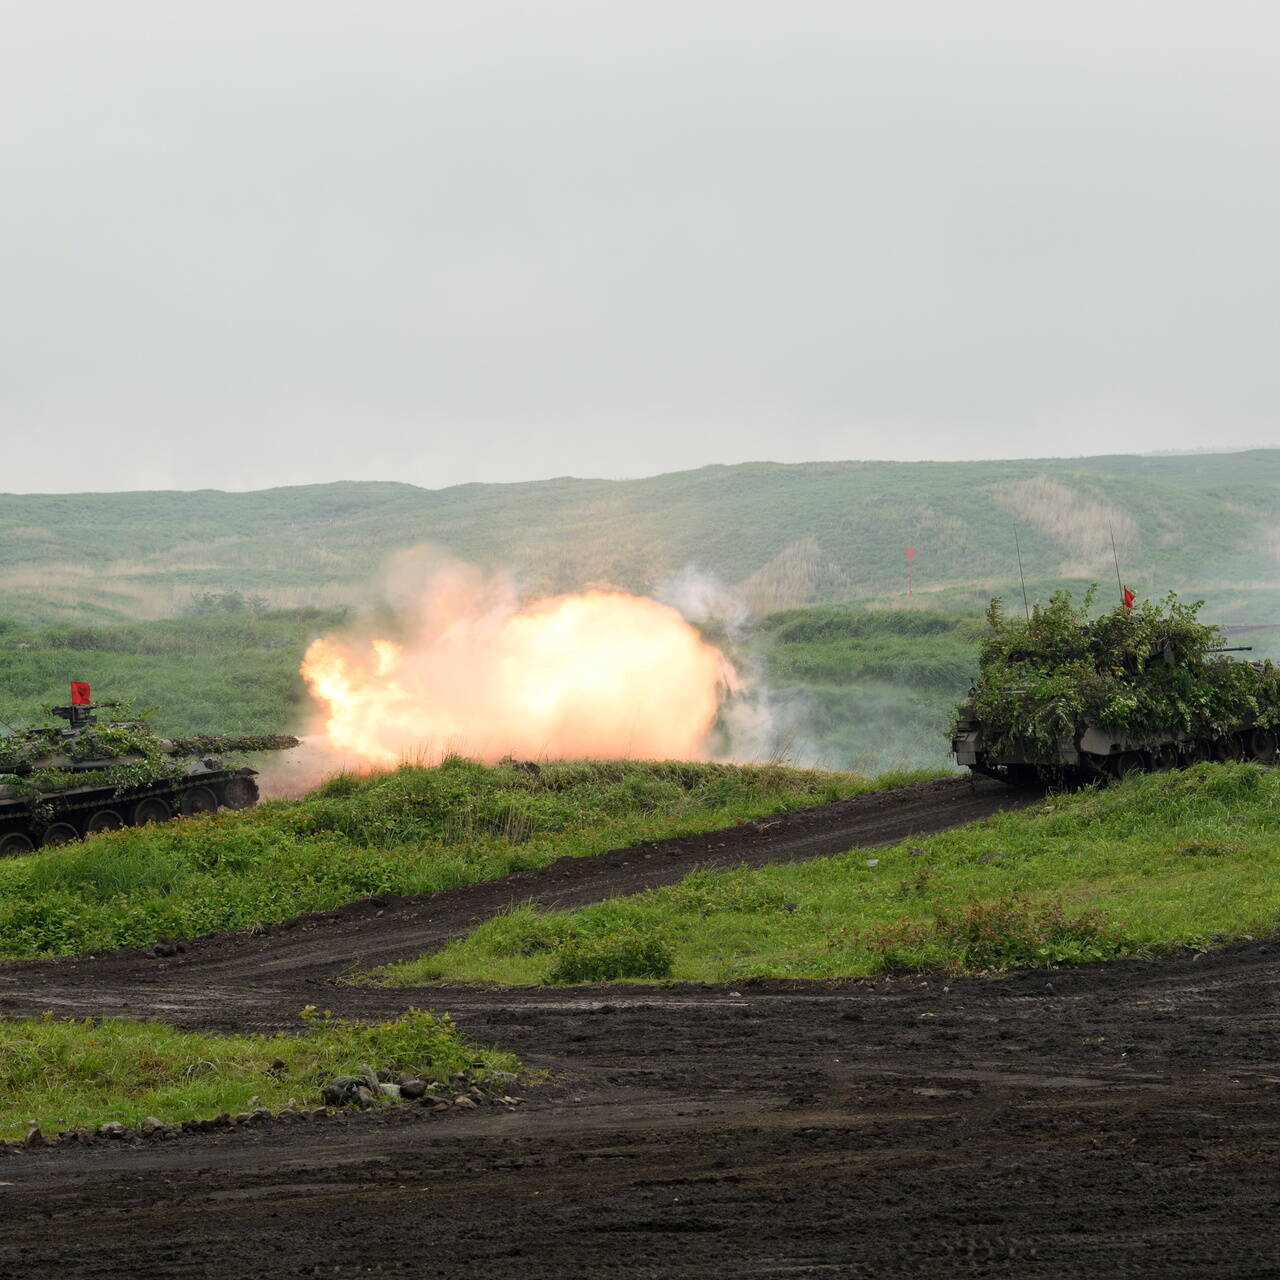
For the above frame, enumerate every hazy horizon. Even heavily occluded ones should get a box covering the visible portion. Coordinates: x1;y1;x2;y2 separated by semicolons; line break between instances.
3;444;1276;499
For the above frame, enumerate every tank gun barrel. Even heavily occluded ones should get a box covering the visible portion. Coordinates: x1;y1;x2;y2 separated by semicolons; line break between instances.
1207;646;1254;653
163;734;300;756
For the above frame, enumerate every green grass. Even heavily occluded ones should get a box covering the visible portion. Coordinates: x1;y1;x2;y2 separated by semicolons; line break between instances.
0;757;935;960
746;607;984;772
0;1007;517;1142
0;610;344;736
378;762;1280;986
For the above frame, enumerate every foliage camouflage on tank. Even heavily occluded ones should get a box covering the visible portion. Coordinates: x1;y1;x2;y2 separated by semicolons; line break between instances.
951;588;1280;784
0;692;298;856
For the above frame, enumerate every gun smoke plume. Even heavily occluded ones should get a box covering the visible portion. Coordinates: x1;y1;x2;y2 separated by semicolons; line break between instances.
299;553;738;769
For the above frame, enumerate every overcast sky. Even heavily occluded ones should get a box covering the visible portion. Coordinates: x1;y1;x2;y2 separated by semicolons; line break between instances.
3;1;1278;494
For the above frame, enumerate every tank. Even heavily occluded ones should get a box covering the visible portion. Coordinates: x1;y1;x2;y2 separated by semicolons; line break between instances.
0;686;299;855
951;589;1280;785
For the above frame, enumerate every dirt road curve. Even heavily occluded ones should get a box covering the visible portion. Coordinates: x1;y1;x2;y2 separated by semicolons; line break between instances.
3;777;1279;1278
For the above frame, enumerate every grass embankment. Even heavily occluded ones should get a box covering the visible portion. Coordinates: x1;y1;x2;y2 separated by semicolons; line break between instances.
0;758;933;959
0;1008;517;1142
380;762;1280;986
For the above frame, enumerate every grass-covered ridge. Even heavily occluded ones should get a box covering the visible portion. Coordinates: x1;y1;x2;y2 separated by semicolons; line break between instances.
380;762;1280;985
0;1008;517;1142
3;451;1279;624
0;757;931;959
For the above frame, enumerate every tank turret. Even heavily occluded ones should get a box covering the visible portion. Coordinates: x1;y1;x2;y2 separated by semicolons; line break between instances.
0;683;299;856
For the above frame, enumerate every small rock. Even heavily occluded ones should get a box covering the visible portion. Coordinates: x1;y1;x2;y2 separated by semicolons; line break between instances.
419;1093;450;1107
98;1122;126;1139
400;1080;427;1100
139;1116;164;1136
376;1068;394;1083
353;1086;377;1109
378;1083;402;1100
431;1102;450;1112
453;1095;477;1109
321;1076;363;1107
150;939;185;958
865;858;880;867
233;1112;252;1126
24;1127;44;1147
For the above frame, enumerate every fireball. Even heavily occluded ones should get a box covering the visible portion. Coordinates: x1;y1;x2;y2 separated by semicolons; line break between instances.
301;585;735;768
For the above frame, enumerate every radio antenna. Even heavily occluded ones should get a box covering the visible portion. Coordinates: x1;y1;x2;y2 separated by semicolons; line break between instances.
1013;526;1031;621
1108;520;1125;604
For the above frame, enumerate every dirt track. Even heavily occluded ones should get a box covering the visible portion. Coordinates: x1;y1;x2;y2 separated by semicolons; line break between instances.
3;776;1279;1278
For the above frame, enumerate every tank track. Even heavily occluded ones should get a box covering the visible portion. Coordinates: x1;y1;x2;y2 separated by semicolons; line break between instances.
0;768;261;856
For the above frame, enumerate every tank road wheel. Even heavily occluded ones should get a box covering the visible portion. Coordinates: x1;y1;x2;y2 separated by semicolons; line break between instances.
180;786;218;817
1248;729;1279;764
0;832;35;858
85;809;125;835
1110;752;1147;780
1150;744;1179;772
1213;735;1247;763
1182;740;1211;766
131;797;172;826
40;822;80;847
220;776;259;811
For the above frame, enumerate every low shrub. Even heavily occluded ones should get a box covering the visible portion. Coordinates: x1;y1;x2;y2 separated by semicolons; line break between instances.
545;925;674;984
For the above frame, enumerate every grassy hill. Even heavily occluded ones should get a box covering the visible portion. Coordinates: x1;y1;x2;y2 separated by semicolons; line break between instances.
3;450;1279;624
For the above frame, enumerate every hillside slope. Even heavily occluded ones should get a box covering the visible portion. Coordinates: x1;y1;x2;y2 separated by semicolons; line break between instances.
3;451;1277;622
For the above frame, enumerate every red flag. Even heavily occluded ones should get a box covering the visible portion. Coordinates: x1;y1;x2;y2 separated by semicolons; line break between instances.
905;548;916;560
70;681;92;705
1122;587;1135;610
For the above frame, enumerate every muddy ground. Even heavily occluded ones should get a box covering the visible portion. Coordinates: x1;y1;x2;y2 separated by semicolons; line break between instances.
1;776;1278;1277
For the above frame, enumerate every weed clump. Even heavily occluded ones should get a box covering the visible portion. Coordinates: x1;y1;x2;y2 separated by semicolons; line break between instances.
843;895;1132;974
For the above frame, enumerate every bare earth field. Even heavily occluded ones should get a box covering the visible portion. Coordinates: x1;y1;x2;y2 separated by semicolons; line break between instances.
2;777;1278;1278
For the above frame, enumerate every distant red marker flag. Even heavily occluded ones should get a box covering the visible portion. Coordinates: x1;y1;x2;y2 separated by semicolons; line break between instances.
70;681;92;705
905;548;916;560
1122;587;1135;610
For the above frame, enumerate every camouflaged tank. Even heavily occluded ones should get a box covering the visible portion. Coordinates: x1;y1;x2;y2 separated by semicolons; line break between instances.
950;590;1280;786
0;688;298;855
